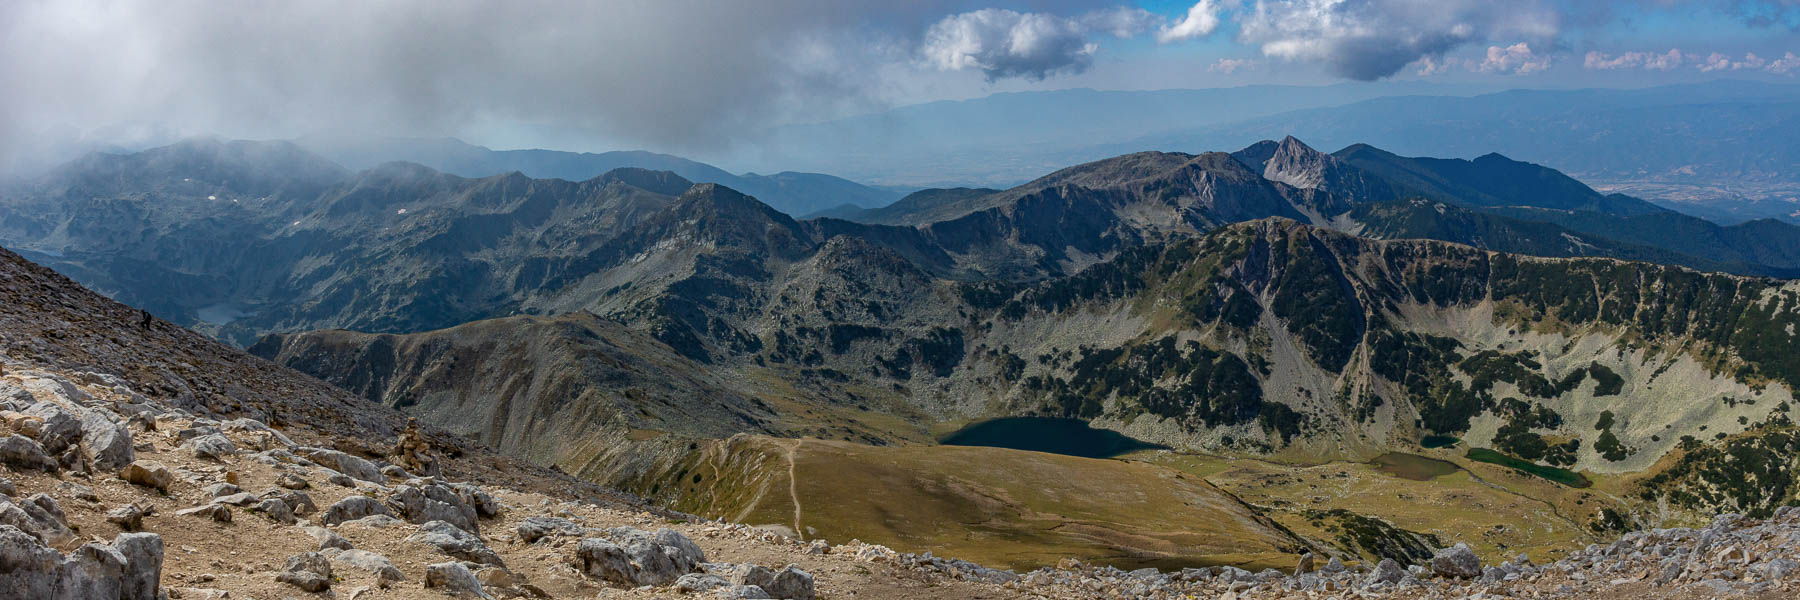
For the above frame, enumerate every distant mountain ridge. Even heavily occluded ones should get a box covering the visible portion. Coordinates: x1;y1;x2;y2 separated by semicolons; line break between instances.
297;135;898;217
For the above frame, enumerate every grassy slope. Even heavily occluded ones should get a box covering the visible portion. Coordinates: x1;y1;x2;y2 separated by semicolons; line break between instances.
650;436;1307;572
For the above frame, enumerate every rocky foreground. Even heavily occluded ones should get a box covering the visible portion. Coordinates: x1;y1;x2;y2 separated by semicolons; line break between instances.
7;363;1800;600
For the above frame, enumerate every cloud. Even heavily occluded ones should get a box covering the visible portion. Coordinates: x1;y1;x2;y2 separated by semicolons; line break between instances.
1694;51;1800;73
1583;48;1686;70
1235;0;1561;80
1413;55;1456;76
1477;43;1551;74
1208;58;1258;73
1082;7;1161;38
922;7;1166;81
1158;0;1232;44
0;0;961;172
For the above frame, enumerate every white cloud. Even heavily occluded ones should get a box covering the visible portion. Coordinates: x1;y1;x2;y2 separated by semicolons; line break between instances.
1477;43;1550;74
1691;51;1800;74
1583;48;1685;70
1208;58;1258;73
1158;0;1232;44
922;8;1123;81
1236;0;1561;80
1413;55;1455;76
1082;7;1161;39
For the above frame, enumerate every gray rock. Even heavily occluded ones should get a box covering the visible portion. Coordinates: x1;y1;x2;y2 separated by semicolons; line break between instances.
78;409;133;471
454;483;501;519
203;483;240;498
343;514;403;528
424;561;492;599
63;541;128;599
113;532;163;600
106;504;147;531
332;548;404;584
0;434;57;472
410;520;504;566
1431;543;1482;579
388;483;479;533
276;552;333;592
1321;556;1347;574
717;585;773;599
212;493;258;506
320;495;392;526
277;472;310;490
0;493;75;547
765;565;815;600
303;525;354;551
298;448;384;483
185;434;237;460
1365;558;1406;586
253;498;296;525
516;516;583;543
677;572;731;593
1763;558;1800;580
260;487;316;515
721;563;775;589
22;403;81;454
1295;552;1315;574
0;525;64;598
57;481;96;502
174;503;231;523
576;527;705;587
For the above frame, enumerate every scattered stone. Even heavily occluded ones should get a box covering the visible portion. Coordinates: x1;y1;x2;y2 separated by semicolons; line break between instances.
388;482;479;533
174;503;232;523
0;434;57;472
1295;552;1315;574
320;495;392;526
716;585;773;599
0;493;76;546
1432;543;1483;579
575;527;705;587
185;434;236;460
298;448;384;483
107;504;148;531
78;409;134;471
275;552;333;593
58;481;98;502
21;403;81;453
410;519;505;566
677;572;731;593
1365;558;1406;586
252;498;296;525
119;461;173;491
424;561;492;599
277;472;310;490
765;565;815;600
113;532;165;600
331;548;405;585
517;516;583;543
302;526;353;551
203;483;240;498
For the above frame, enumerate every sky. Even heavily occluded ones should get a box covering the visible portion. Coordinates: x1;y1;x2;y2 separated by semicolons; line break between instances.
2;0;1799;173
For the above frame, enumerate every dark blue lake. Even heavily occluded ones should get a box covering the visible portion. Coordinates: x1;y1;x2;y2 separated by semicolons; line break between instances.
938;417;1166;458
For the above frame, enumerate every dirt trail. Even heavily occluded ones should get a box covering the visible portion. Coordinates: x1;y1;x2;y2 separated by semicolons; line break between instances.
788;438;805;540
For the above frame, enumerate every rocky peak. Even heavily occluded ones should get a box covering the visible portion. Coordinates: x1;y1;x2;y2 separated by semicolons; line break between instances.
1260;135;1335;190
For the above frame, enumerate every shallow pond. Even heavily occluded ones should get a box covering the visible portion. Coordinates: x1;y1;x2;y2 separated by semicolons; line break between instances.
1371;452;1459;481
938;417;1166;459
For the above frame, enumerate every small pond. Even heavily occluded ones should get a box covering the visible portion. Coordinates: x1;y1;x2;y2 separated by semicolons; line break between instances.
1371;452;1459;481
938;417;1166;459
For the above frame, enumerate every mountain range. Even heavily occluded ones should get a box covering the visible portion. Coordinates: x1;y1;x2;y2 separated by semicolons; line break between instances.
746;80;1800;224
9;134;1800;529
